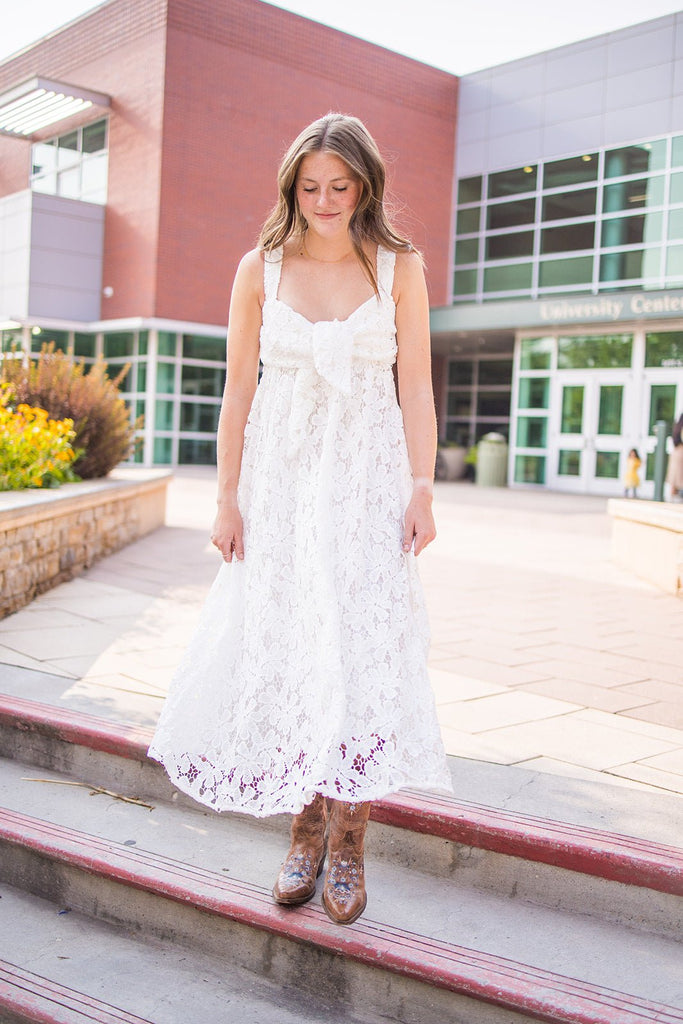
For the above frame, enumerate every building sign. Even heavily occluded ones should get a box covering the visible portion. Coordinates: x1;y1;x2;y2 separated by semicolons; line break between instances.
432;288;683;334
539;291;683;323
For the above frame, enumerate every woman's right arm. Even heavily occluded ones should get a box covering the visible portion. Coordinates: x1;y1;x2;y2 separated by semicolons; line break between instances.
211;250;263;562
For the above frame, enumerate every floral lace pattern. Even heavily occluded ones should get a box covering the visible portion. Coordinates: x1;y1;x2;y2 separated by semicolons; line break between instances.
148;246;453;816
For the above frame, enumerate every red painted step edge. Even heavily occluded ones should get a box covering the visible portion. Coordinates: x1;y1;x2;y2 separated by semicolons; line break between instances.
1;693;682;897
1;809;682;1024
0;958;153;1024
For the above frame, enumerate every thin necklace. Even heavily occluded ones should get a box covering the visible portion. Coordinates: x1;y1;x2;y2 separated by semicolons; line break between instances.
301;237;354;263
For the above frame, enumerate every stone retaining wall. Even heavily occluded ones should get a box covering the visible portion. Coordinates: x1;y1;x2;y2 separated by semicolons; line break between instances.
608;498;683;596
0;469;171;618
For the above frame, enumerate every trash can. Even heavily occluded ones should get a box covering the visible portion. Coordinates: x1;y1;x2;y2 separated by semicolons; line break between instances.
475;432;508;487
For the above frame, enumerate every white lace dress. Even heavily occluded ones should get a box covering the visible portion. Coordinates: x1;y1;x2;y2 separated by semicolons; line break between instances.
148;246;453;816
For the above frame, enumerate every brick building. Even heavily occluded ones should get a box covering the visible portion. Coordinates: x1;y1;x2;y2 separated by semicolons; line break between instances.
0;0;458;466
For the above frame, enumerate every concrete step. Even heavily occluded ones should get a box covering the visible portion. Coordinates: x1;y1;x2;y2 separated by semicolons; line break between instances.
0;693;682;936
0;885;379;1024
0;754;682;1024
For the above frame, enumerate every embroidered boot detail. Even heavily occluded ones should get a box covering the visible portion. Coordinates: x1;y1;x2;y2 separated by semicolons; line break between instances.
272;793;328;905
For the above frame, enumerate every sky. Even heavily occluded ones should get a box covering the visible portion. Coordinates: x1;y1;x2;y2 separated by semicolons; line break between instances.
1;0;682;73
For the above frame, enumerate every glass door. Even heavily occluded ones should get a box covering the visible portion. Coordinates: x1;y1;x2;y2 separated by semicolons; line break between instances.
639;375;682;499
548;375;633;494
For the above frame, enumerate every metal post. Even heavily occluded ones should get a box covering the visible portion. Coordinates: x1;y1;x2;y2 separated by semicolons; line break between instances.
653;419;668;502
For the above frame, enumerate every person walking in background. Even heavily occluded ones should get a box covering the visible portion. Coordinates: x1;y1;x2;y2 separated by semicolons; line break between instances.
667;413;683;501
624;447;642;498
148;113;452;927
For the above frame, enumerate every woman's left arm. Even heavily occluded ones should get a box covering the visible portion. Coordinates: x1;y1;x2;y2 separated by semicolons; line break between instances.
394;251;437;556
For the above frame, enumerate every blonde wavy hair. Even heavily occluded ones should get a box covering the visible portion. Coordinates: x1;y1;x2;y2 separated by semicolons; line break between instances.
259;113;415;293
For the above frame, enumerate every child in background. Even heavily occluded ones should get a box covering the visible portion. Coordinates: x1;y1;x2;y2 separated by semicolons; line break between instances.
624;448;641;498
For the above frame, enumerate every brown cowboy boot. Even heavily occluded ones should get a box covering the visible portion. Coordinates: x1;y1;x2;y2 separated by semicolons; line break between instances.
322;800;371;925
272;793;328;905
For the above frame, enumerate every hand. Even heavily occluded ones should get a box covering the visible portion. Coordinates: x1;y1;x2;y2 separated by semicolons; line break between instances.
211;501;244;562
402;487;436;556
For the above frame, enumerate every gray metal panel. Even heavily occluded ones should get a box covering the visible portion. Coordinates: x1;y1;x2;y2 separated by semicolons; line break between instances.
606;20;675;75
604;100;673;146
543;81;604;125
0;190;32;320
605;63;673;111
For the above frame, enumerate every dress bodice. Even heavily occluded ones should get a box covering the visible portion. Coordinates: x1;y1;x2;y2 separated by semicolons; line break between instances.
259;245;398;396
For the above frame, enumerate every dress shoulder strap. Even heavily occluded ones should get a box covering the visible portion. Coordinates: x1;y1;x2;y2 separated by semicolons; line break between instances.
376;245;397;300
263;247;283;302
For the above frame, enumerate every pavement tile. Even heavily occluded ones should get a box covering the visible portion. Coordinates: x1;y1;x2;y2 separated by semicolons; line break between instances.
428;656;551;689
439;725;532;765
520;658;648;688
520;678;654;714
515;756;657;792
0;607;92;632
0;625;121;662
427;668;505;704
438;691;579;734
609;640;683;668
0;647;77;679
621;703;683;730
638;748;683;777
607;763;683;795
429;640;544;668
575;708;683;746
517;643;660;676
618;677;683;703
481;714;676;771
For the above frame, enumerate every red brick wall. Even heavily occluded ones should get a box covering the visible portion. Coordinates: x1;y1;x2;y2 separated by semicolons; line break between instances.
0;0;168;320
156;0;458;323
0;0;457;325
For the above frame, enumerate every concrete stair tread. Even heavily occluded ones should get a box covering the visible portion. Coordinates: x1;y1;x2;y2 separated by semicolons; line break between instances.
1;691;682;897
0;755;682;1022
0;885;375;1024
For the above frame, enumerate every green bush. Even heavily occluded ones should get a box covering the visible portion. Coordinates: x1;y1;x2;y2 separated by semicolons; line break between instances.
0;383;81;490
1;345;139;478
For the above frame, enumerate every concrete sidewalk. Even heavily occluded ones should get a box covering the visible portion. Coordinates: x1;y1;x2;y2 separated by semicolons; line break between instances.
0;469;682;800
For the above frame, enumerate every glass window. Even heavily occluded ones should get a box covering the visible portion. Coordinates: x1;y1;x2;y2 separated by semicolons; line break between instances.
671;172;683;205
80;153;108;200
73;332;96;358
672;136;683;168
156;361;176;393
182;334;225;361
518;376;550;408
486;198;535;230
558;334;633;370
541;223;594;254
645;332;683;367
179;438;217;465
153;437;173;464
458;176;481;203
595;451;621;479
105;361;131;389
597;385;623;435
180;402;221;432
57;131;79;169
82;120;107;154
138;331;148;356
520;337;553;371
447;392;472;416
560;386;584;433
601;213;662;247
445;422;471;446
648;384;677;431
516;417;547;448
486;232;534;260
668;209;683;239
539;256;593;287
478;359;513;385
457;207;480;234
31;140;56;176
448;361;473;386
558;449;582;475
158;331;177;356
155;400;175;431
666;246;683;277
137;363;147;392
543;153;598;188
454;269;478;295
542;189;596;221
600;248;661;283
514;455;545;484
604;140;666;177
455;238;479;264
104;331;135;358
477;391;510;417
31;328;70;353
475;422;508;442
181;364;225;396
603;176;665;212
488;165;537;198
483;263;533;292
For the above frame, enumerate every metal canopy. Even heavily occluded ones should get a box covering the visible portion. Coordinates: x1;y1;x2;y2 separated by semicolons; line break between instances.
0;76;110;137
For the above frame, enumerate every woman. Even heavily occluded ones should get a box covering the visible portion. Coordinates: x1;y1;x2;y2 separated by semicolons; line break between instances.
668;413;683;500
149;113;452;926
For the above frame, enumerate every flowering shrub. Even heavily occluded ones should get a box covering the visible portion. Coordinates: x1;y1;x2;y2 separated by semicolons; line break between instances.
2;344;139;478
0;384;82;490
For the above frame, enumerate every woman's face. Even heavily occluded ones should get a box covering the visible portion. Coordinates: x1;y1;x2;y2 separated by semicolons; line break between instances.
295;151;361;238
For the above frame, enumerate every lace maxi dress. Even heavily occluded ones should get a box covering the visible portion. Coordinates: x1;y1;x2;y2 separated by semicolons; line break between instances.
148;245;453;817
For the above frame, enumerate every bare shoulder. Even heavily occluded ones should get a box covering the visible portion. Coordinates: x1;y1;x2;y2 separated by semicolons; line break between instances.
232;247;265;303
393;249;427;300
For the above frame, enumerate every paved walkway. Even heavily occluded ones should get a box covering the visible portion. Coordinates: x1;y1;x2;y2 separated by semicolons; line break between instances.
1;470;682;799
